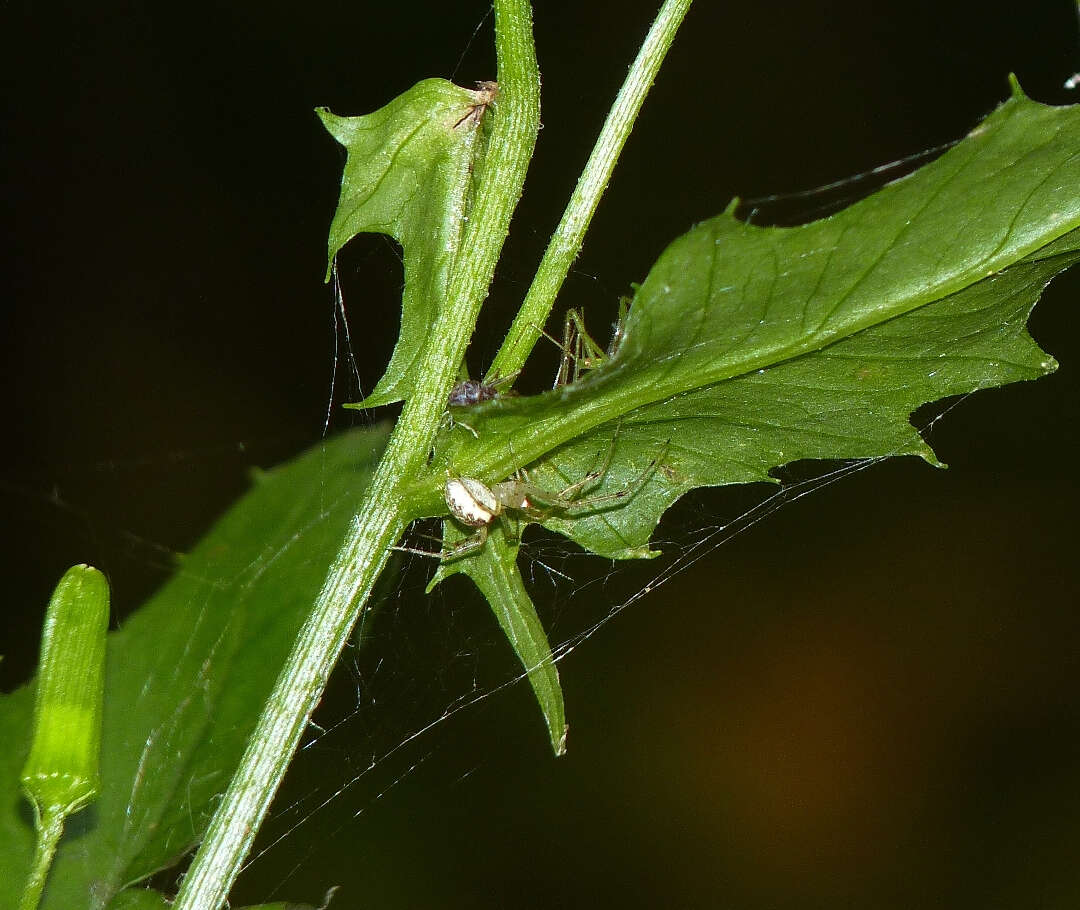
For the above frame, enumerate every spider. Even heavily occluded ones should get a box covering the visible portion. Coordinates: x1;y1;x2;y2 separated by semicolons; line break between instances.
453;80;498;129
540;299;630;389
396;437;662;561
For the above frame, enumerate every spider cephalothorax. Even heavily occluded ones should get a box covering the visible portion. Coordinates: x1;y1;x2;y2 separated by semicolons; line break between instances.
396;439;662;561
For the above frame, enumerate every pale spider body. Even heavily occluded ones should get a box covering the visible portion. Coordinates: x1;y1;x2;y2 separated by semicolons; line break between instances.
445;476;531;527
438;474;552;558
396;438;664;562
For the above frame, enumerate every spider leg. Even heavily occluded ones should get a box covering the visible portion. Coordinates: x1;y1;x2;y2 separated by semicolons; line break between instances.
518;437;668;517
451;417;480;439
392;524;489;561
499;425;622;514
527;309;611;389
391;543;446;558
438;524;490;561
481;367;522;390
553;424;623;501
559;443;666;513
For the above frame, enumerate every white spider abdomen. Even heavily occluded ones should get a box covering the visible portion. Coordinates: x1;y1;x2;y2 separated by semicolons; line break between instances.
445;477;498;527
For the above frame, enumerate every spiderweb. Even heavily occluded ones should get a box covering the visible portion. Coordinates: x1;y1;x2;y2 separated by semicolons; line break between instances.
214;139;1075;903
5;4;1079;905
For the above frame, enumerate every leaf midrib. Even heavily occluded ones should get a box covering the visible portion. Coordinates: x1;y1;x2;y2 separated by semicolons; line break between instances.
406;235;1070;521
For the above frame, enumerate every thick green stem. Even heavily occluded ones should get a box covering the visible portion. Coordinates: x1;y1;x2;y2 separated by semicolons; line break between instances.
172;3;539;907
18;808;64;910
486;0;694;383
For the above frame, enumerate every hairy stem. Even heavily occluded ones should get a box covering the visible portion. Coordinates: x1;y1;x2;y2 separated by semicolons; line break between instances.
486;0;694;383
172;2;539;906
18;808;63;910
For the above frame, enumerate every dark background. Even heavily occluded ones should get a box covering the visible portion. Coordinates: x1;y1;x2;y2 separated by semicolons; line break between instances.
4;1;1080;907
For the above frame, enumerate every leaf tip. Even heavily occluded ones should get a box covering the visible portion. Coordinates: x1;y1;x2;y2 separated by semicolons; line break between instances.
612;544;661;560
552;723;569;757
920;450;948;470
314;105;342;138
1007;73;1026;100
350;386;405;410
248;465;272;485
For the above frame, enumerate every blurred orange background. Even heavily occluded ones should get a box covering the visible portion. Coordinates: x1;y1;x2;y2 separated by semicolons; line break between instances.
3;1;1079;906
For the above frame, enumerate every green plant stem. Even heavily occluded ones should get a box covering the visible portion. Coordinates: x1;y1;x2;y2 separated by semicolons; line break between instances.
486;0;694;383
172;2;540;907
19;807;63;910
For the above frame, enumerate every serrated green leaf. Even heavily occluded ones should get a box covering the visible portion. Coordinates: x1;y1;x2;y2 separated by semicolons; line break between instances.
420;86;1075;559
432;523;567;756
0;428;389;909
318;79;494;408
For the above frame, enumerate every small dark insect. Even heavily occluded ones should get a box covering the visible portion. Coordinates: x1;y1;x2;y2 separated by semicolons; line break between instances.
447;379;500;407
447;371;519;408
